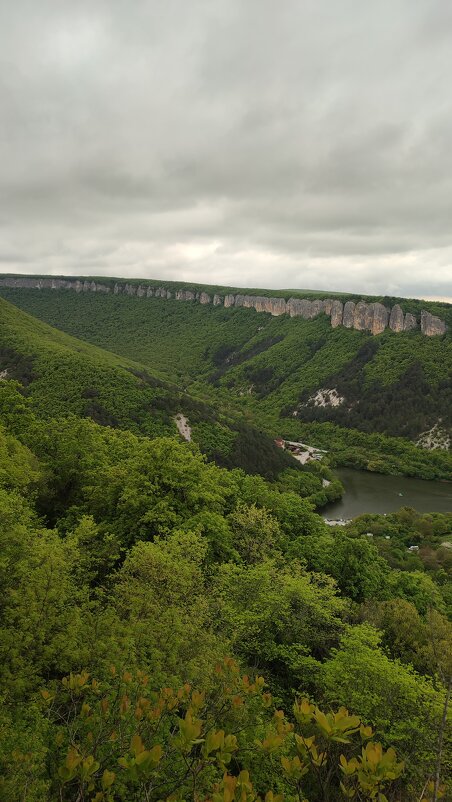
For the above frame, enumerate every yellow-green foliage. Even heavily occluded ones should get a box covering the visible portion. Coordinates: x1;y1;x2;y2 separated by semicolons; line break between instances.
24;661;404;802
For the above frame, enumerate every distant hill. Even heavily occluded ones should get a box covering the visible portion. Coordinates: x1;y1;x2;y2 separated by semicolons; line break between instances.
1;277;451;480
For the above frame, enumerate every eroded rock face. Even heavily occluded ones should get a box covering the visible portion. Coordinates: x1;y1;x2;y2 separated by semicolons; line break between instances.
354;301;369;331
330;300;344;328
371;303;389;335
0;277;447;336
364;304;374;331
404;313;417;331
416;421;451;450
311;299;323;318
389;304;404;333
253;296;274;314
286;297;302;317
297;299;310;319
305;388;345;407
234;295;287;315
421;311;446;337
342;301;356;328
175;289;196;301
268;297;287;316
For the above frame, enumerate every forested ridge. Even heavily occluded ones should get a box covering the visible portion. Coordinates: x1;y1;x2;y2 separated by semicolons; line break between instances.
2;282;451;480
0;293;451;800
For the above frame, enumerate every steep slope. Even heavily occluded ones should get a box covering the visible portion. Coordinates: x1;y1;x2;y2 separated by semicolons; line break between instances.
1;278;451;479
0;296;297;479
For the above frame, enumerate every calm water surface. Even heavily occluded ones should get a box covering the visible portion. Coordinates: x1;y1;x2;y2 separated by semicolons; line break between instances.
323;468;452;519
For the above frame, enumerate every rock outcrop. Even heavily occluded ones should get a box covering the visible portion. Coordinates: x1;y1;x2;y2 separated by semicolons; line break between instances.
305;388;345;408
371;303;389;335
404;313;417;331
353;302;368;331
342;301;355;329
0;276;447;337
175;289;195;301
389;304;404;333
420;311;447;337
416;421;451;450
330;300;344;328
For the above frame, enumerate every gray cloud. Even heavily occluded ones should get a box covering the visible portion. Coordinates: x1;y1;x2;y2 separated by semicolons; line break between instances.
1;0;452;301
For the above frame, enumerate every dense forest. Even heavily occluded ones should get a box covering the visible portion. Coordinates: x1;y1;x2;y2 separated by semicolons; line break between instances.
2;282;451;480
0;297;319;483
0;289;451;800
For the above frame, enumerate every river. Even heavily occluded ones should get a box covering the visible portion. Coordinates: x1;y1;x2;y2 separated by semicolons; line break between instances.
323;468;452;519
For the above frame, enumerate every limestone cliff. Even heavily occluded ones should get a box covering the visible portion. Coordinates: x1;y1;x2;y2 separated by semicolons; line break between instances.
420;311;447;337
0;276;447;337
330;300;344;328
389;304;404;333
342;301;356;328
404;313;418;331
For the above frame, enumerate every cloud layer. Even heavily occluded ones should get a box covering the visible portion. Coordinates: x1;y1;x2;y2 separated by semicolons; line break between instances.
1;0;452;300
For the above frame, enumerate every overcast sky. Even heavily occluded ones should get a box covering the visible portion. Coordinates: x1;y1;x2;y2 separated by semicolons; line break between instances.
1;1;452;300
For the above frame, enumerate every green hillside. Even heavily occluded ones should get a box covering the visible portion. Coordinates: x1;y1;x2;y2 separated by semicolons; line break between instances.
0;296;303;482
0;308;451;800
0;289;451;800
2;282;451;480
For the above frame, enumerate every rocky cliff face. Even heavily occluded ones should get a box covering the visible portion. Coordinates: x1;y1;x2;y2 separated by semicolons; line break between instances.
389;304;404;333
0;276;447;337
404;313;418;331
330;300;344;328
420;311;447;337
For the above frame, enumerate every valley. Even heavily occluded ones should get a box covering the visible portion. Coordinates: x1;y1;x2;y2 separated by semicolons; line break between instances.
3;2;452;798
0;278;450;801
1;276;451;481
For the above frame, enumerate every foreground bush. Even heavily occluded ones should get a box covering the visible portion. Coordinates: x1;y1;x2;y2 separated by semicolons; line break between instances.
1;659;406;802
